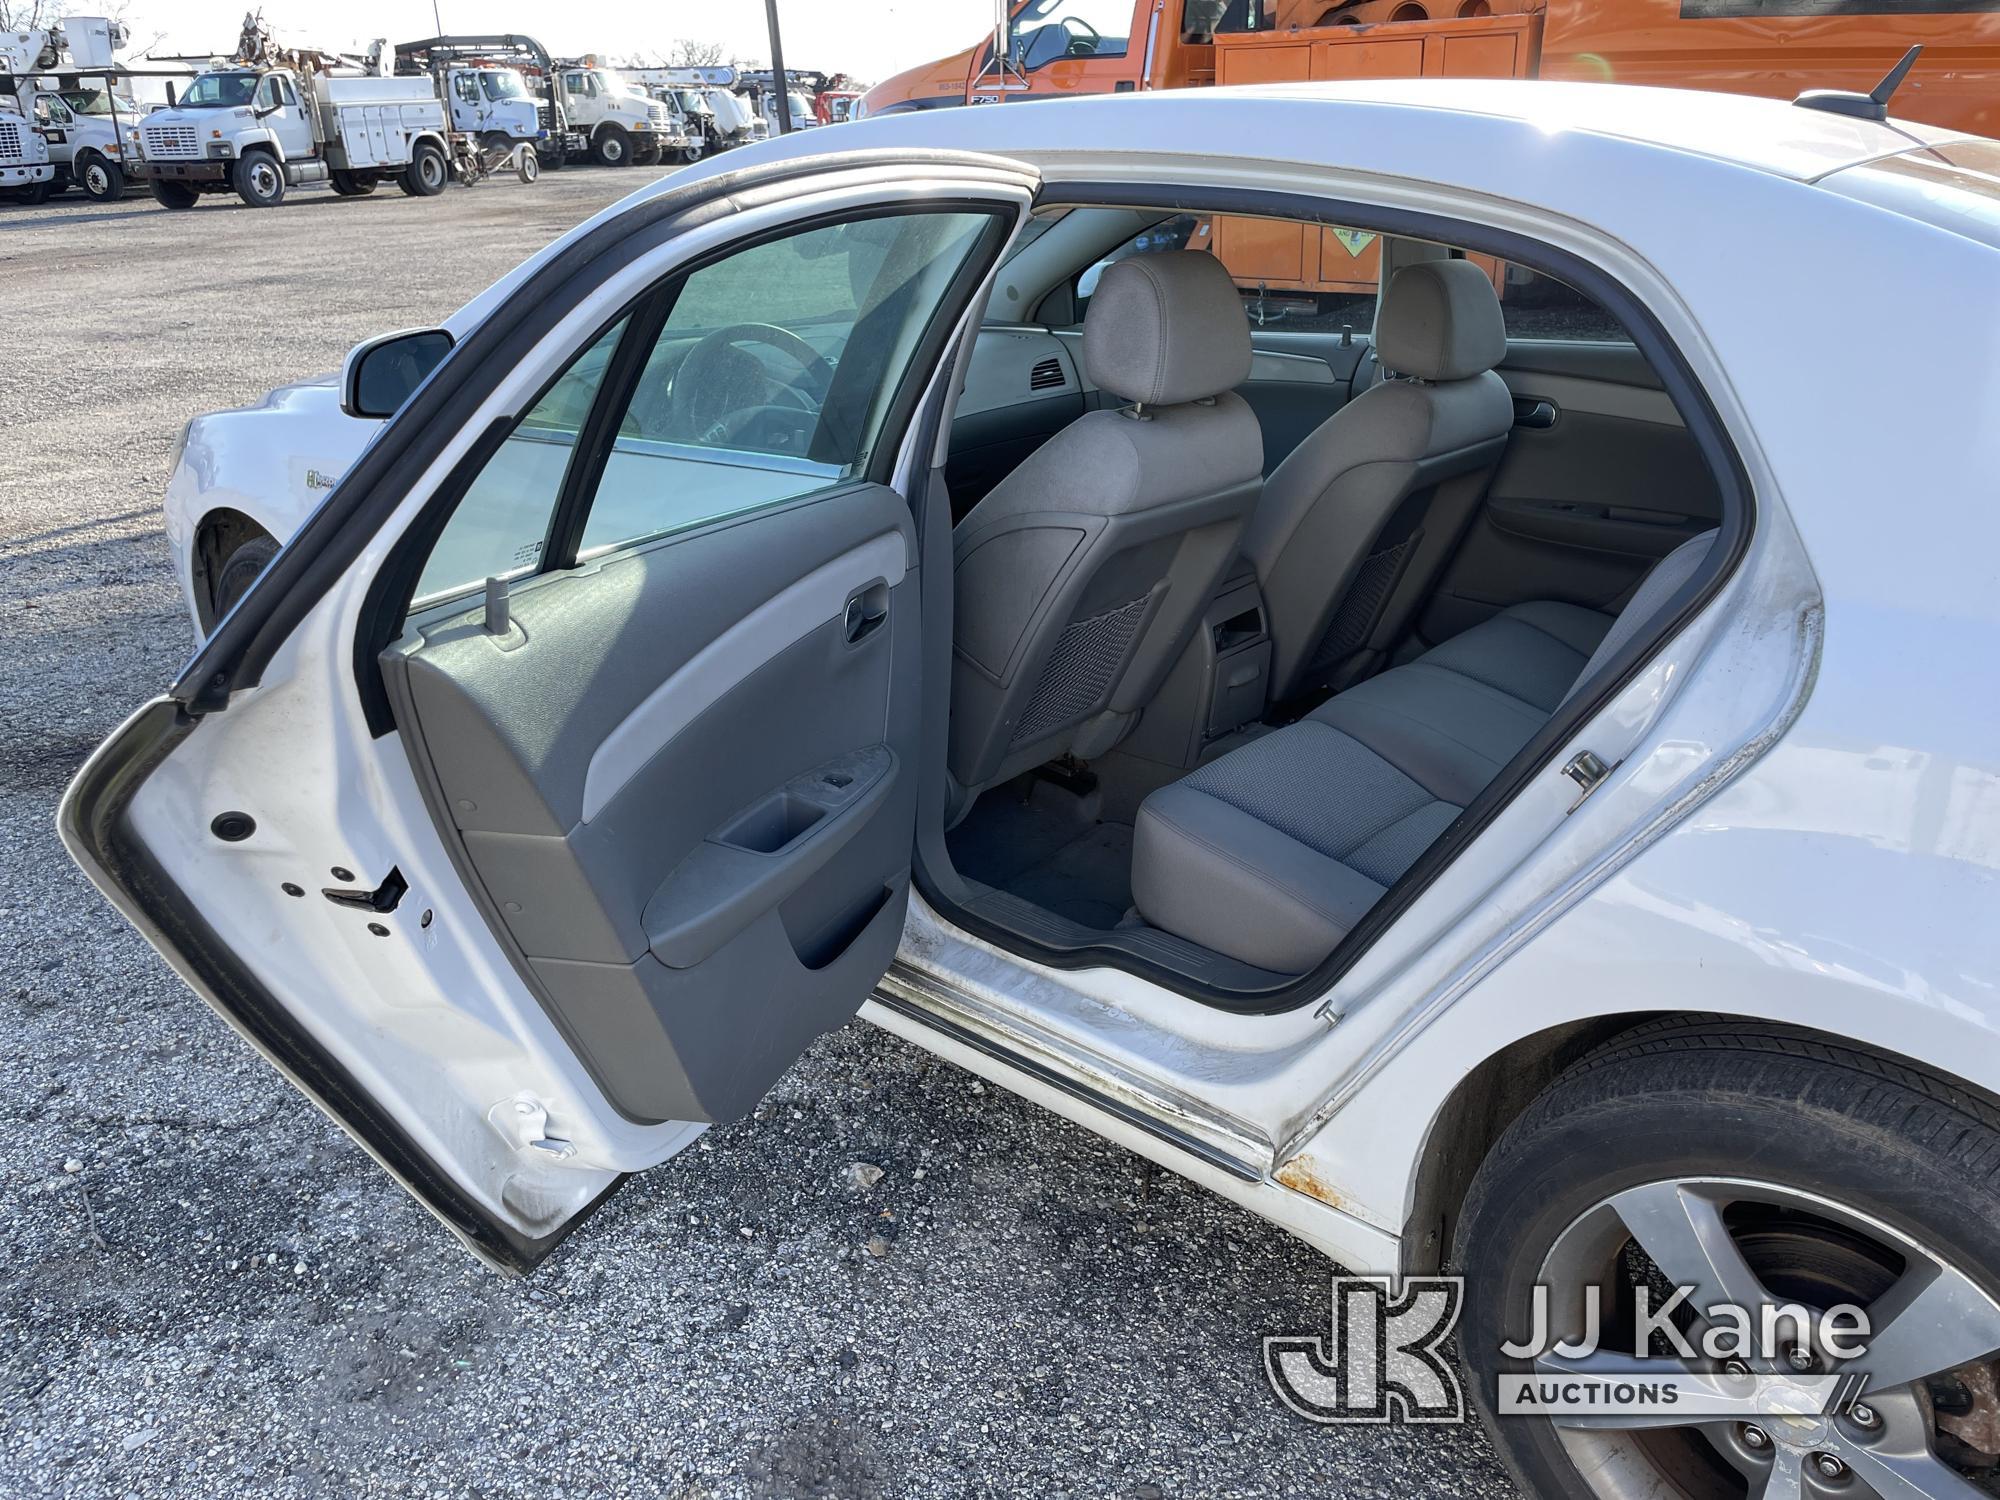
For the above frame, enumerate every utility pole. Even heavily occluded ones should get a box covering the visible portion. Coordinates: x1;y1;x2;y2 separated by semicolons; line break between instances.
764;0;793;134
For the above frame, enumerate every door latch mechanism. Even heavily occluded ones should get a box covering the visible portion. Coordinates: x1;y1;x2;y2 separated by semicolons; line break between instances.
489;1097;575;1160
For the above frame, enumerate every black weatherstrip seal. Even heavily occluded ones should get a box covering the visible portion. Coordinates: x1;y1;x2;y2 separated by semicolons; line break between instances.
913;178;1755;1015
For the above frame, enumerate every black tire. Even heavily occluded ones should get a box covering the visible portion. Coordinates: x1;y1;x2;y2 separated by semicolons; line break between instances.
329;169;377;197
78;152;126;201
680;138;706;165
10;178;53;205
209;533;280;625
535;141;564;172
399;140;447;197
232;149;285;208
150;178;200;210
1454;1019;2000;1500
592;124;631;167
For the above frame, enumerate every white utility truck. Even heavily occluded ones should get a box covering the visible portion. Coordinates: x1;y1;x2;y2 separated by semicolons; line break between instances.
702;86;765;150
126;15;453;208
552;58;681;166
134;61;450;208
14;17;150;200
0;29;58;202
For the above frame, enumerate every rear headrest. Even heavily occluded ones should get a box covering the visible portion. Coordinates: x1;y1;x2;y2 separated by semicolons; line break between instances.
1375;259;1507;382
1082;251;1252;407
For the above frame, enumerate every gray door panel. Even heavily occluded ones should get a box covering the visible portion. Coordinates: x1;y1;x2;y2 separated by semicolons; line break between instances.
385;482;921;1124
1419;339;1722;642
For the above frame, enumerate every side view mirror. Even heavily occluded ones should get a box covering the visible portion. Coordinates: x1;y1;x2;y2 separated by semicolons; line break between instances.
341;327;454;419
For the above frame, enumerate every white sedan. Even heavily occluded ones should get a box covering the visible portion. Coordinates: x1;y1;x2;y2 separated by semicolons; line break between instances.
69;78;2000;1499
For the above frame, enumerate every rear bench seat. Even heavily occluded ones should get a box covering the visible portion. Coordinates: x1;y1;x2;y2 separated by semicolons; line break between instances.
1131;532;1716;972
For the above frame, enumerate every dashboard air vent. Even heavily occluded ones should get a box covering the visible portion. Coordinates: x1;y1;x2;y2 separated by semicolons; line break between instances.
1028;356;1066;392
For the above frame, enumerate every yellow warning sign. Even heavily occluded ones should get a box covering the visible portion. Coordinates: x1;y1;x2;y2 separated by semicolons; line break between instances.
1329;228;1377;259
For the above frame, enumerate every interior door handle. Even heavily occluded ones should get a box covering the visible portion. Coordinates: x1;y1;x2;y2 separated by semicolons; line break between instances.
844;590;888;645
1513;397;1558;430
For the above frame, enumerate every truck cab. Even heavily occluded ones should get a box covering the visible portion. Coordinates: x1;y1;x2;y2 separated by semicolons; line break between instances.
556;64;677;166
29;83;136;197
136;67;315;181
0;88;55;199
441;66;539;144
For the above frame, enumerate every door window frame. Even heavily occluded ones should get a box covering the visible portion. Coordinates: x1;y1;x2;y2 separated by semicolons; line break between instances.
391;202;1018;630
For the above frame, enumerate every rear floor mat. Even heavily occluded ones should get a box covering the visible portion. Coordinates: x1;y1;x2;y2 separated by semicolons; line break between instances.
948;786;1135;930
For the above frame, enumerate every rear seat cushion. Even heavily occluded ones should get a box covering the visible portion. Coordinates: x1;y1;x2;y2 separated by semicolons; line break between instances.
1131;531;1716;973
1131;721;1462;974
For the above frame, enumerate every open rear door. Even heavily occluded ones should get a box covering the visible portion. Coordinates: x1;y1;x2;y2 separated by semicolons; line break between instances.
62;152;1039;1272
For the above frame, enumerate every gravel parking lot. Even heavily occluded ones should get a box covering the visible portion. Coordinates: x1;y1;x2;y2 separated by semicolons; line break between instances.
0;171;1518;1499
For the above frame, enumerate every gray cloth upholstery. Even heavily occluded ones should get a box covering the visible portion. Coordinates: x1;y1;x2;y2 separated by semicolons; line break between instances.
1374;259;1509;382
950;254;1263;796
1081;251;1253;407
1131;532;1717;971
1243;263;1514;706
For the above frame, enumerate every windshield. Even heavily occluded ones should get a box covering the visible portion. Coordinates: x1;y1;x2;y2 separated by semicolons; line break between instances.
60;87;128;116
674;89;708;113
176;72;259;109
479;70;525;100
591;68;632;95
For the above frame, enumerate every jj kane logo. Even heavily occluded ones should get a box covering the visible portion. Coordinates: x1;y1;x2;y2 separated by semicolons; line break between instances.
1265;1277;1875;1426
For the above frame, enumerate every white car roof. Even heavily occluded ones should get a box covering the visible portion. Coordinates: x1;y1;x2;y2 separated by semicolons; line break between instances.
453;80;1990;337
762;79;1970;185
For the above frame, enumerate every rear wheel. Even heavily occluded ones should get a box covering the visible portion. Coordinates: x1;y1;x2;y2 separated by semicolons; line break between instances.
399;140;447;197
329;169;379;197
681;138;706;165
534;140;564;172
149;178;199;210
592;124;630;167
78;152;125;201
232;149;285;208
1455;1020;2000;1500
9;178;53;205
632;135;661;166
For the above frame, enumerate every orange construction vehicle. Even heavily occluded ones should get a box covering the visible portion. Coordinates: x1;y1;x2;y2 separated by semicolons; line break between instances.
862;0;1997;307
862;0;1996;131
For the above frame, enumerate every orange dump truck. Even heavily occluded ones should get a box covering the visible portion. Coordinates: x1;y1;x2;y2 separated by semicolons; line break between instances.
862;0;1997;304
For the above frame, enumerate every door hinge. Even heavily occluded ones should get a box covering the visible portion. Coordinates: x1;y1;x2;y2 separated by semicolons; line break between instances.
1562;750;1615;810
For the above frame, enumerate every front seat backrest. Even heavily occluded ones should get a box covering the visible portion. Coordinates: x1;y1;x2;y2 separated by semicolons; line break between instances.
1245;258;1513;705
950;251;1263;796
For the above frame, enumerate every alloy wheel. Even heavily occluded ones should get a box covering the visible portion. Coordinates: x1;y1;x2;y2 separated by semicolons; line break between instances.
1533;1176;2000;1499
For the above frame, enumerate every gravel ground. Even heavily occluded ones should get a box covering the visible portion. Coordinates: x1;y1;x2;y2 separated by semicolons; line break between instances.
0;171;1519;1498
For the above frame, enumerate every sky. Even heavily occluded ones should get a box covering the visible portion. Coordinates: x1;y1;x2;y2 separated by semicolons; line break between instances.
117;0;1003;84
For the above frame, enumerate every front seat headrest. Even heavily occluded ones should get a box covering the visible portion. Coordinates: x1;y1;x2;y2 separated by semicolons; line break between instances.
1082;250;1253;407
1375;259;1508;382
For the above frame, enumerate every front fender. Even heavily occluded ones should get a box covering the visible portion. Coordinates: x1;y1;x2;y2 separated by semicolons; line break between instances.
164;376;380;633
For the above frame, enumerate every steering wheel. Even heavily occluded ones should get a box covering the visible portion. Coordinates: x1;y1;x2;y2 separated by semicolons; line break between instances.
665;322;834;448
1062;15;1102;53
